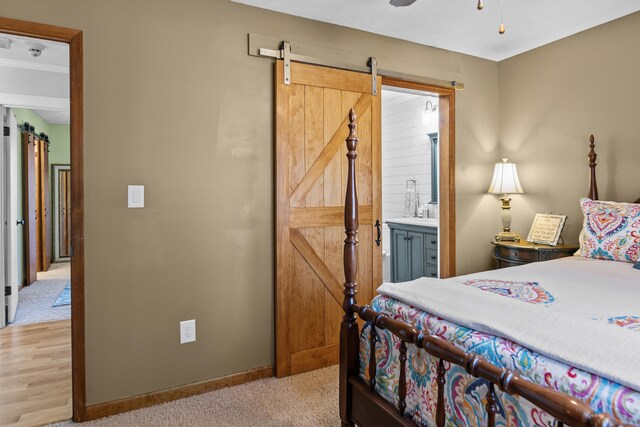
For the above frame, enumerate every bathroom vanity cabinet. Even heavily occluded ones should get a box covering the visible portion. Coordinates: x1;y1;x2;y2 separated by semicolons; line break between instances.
387;220;438;282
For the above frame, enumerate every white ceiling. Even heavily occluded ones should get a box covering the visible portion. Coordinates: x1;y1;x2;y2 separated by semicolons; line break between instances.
0;32;70;124
33;109;70;125
231;0;640;61
0;33;68;73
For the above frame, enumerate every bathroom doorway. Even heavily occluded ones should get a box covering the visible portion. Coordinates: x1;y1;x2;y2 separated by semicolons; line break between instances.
381;88;439;282
379;77;456;280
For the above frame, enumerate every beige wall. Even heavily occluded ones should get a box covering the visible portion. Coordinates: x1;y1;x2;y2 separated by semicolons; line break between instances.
499;12;640;243
1;0;499;404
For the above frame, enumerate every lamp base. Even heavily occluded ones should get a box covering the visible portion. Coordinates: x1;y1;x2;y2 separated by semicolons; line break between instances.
495;231;520;242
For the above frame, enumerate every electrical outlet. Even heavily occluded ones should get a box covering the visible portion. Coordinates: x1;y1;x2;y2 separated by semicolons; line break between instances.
180;319;196;344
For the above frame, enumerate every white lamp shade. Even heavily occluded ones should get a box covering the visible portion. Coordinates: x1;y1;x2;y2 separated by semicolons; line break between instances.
488;158;524;194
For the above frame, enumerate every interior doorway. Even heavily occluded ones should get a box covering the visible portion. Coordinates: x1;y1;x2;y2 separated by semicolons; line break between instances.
381;87;441;283
0;32;72;426
380;77;456;278
0;16;85;425
10;110;71;326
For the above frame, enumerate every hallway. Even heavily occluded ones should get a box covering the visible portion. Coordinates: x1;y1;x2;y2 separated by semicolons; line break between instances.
12;262;70;326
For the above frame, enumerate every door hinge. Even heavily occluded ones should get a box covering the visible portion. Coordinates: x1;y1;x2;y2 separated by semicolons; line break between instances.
4;286;11;296
3;126;9;136
70;245;74;257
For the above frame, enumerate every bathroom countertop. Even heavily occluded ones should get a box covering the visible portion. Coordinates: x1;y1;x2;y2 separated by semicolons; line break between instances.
385;218;439;228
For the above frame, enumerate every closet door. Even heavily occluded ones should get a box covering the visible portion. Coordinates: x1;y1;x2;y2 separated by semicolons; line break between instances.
34;138;43;272
39;138;51;271
22;131;37;285
275;60;382;376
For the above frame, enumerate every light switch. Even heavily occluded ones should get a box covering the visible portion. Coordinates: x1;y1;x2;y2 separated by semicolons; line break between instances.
128;185;144;208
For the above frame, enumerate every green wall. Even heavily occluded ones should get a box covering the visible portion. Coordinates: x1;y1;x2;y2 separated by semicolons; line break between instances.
13;108;71;173
11;108;70;284
13;108;51;134
48;124;71;170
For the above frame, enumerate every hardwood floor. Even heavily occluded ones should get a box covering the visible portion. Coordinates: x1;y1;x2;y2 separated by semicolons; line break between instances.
0;319;72;426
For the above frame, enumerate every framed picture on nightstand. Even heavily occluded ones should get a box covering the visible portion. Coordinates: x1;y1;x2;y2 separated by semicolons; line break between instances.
526;213;567;246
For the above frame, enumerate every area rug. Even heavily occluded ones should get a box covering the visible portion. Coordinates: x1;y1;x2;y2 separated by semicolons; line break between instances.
53;281;71;307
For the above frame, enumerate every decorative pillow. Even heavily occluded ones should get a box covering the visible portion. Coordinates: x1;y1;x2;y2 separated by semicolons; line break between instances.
578;198;640;263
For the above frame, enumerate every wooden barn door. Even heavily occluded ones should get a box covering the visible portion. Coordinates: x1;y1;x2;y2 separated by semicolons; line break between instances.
34;137;43;272
22;131;37;285
39;138;51;271
275;60;382;377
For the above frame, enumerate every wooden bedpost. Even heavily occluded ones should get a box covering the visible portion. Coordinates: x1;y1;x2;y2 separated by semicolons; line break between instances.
588;134;599;200
340;108;360;427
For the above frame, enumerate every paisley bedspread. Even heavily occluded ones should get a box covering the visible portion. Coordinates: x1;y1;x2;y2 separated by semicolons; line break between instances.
358;259;640;426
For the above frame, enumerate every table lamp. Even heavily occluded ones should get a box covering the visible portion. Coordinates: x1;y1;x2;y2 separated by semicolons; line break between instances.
488;158;524;241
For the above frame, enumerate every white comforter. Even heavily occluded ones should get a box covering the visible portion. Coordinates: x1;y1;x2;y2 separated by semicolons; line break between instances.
377;257;640;391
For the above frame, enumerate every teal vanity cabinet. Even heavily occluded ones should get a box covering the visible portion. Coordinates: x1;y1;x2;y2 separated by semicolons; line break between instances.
387;221;438;282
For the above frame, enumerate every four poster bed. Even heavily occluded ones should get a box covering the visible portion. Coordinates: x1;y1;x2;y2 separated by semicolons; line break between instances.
338;113;640;427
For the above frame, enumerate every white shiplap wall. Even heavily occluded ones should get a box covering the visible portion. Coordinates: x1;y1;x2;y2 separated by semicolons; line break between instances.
382;89;438;221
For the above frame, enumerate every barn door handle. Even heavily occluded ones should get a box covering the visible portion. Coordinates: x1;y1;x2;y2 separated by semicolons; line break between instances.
375;220;381;247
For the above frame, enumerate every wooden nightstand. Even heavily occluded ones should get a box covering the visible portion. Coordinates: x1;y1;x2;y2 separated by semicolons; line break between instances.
491;240;579;269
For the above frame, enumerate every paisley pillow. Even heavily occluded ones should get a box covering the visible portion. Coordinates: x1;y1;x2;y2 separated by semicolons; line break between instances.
578;198;640;263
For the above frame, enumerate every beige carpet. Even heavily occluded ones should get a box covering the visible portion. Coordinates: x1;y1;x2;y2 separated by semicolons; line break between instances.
11;262;71;325
49;366;341;427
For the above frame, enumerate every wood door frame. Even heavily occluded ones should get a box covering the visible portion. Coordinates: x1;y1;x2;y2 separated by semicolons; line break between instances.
380;77;456;277
0;16;86;421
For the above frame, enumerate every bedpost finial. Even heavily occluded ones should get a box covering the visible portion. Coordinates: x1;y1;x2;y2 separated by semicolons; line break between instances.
588;135;597;166
588;135;599;200
346;108;358;154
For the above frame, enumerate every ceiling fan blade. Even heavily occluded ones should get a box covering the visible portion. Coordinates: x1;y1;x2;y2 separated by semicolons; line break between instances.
389;0;417;6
